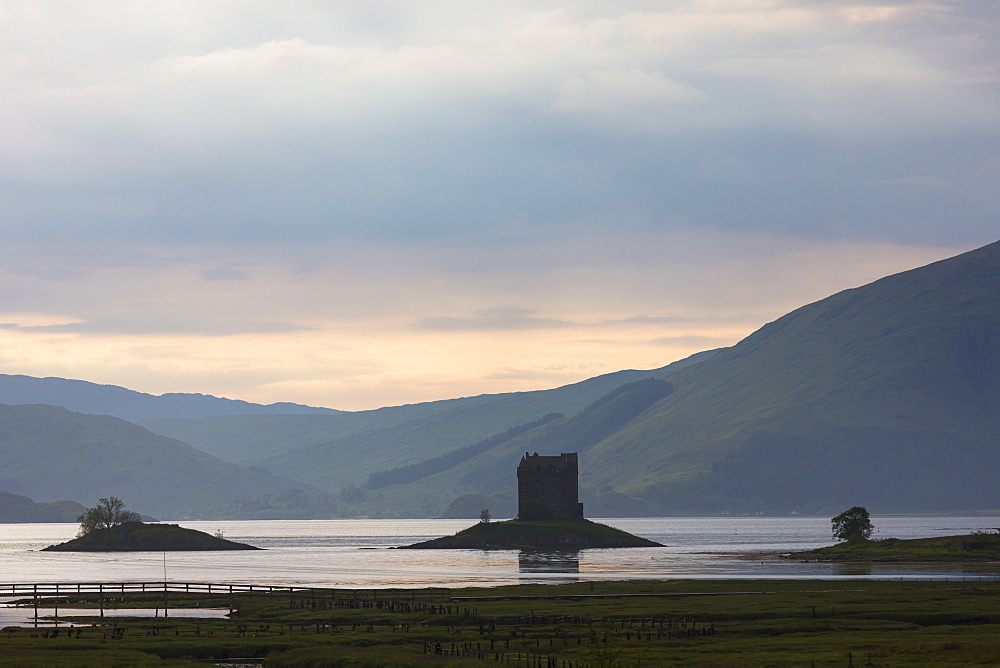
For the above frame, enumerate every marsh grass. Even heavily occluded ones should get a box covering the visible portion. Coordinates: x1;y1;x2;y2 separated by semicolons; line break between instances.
3;578;999;666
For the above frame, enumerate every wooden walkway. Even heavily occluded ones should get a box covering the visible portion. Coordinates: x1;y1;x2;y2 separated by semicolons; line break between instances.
4;582;290;599
0;582;453;620
0;582;451;600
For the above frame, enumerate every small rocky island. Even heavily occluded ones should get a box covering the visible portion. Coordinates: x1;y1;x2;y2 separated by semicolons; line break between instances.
43;522;260;552
401;453;663;550
402;517;661;550
42;496;259;552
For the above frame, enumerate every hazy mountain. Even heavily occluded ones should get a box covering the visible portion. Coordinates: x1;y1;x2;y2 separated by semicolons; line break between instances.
0;491;86;523
0;404;310;518
345;240;1000;517
353;379;677;518
0;375;338;421
6;239;994;518
141;350;719;490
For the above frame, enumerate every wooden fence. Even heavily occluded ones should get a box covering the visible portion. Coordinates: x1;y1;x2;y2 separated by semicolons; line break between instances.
0;582;453;620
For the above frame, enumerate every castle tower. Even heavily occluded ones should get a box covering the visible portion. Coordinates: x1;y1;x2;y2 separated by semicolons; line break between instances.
517;452;584;521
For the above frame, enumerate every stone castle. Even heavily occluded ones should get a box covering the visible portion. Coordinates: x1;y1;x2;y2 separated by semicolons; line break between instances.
516;452;584;521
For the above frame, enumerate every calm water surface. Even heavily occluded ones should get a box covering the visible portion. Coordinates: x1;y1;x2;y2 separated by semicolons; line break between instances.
0;605;229;628
1;517;998;589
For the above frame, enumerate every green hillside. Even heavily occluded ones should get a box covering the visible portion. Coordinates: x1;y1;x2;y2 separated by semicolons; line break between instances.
346;240;999;517
140;351;717;490
0;404;309;519
344;379;676;518
584;239;1000;513
366;413;564;489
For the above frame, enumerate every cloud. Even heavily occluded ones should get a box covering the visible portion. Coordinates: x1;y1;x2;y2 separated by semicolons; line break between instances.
202;267;250;281
606;313;763;326
837;5;906;24
551;69;704;129
486;362;609;383
646;335;735;348
417;307;573;332
0;231;970;409
877;176;955;190
20;318;313;336
0;1;995;248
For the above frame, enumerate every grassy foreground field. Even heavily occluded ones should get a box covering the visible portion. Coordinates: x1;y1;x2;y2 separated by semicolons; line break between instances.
4;578;1000;666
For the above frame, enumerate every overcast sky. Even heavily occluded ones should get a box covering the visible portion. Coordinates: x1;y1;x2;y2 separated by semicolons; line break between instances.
0;1;996;410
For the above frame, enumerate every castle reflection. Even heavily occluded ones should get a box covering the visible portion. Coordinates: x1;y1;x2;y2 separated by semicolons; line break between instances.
518;551;580;575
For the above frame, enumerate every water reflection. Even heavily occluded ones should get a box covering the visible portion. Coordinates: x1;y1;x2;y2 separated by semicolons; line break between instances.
3;518;1000;587
0;604;229;628
832;563;872;577
518;551;580;576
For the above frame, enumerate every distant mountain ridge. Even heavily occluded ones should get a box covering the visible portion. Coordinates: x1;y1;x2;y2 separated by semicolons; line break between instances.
0;491;86;523
365;379;675;515
359;378;679;517
0;375;338;421
0;351;720;521
0;403;310;518
141;350;720;491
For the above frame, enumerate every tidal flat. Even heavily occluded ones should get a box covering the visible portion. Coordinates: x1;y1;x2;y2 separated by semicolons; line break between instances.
4;578;1000;666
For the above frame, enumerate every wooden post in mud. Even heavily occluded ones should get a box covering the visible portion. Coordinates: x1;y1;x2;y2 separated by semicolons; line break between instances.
162;552;168;618
33;584;38;626
99;584;104;618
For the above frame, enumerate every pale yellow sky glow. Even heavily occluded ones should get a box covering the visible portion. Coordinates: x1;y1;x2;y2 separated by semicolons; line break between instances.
0;232;960;410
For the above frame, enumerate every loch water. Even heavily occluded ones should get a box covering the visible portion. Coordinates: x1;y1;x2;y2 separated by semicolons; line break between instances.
1;516;998;589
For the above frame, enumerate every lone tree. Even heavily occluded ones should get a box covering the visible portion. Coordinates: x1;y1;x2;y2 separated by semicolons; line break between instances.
831;506;873;543
77;497;142;537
